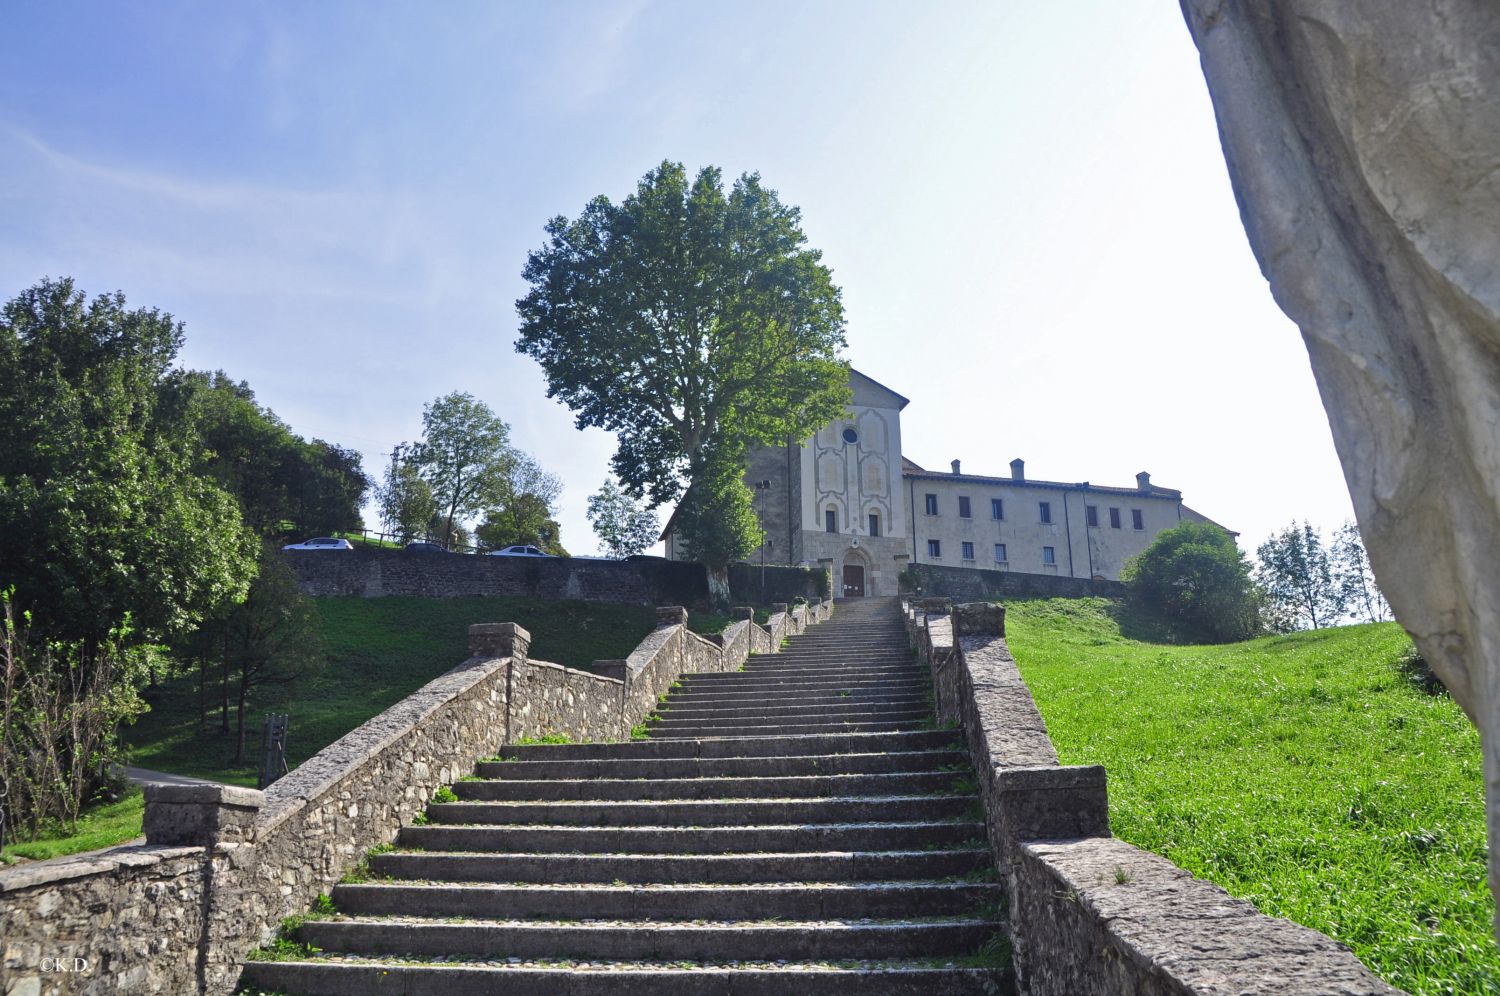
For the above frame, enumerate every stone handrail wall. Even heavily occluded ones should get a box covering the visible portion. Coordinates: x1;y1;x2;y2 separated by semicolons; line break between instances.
0;600;833;995
903;600;1402;995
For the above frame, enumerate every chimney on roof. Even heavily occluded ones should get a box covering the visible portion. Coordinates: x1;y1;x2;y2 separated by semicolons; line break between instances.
1137;471;1152;491
1010;458;1025;481
951;459;961;475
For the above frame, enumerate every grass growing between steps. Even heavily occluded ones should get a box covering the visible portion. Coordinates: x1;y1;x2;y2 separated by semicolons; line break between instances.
1004;597;1494;996
127;596;748;786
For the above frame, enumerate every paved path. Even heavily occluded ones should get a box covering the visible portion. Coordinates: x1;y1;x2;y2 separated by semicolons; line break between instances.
124;766;227;787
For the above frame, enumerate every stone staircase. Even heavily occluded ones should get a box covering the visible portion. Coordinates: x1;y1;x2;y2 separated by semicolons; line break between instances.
240;596;1012;994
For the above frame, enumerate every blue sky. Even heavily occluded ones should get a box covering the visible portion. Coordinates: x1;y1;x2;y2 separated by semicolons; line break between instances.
0;1;1355;556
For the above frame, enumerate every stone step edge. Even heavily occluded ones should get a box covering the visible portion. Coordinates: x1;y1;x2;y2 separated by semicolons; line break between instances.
377;847;991;859
401;820;983;833
302;916;999;930
240;957;1012;974
335;880;1002;893
480;756;972;780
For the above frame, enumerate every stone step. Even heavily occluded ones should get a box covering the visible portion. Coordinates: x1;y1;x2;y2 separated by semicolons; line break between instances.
397;821;986;855
669;677;928;694
368;847;992;884
475;749;963;780
688;663;921;676
733;667;920;680
296;916;1001;961
426;794;980;827
666;690;930;711
240;959;1014;996
667;686;923;701
747;659;914;670
660;695;929;711
493;731;961;761
454;770;962;801
649;706;931;727
332;880;1003;920
649;719;927;739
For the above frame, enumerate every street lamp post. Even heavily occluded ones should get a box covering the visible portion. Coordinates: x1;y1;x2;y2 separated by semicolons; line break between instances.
754;479;771;600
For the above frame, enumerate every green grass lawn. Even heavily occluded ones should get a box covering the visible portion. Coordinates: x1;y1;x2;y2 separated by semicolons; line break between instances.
0;788;145;865
1005;597;1494;996
126;596;747;786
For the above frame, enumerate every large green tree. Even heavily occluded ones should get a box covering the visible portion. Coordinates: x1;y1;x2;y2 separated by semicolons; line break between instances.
0;279;258;646
409;392;518;543
516;161;850;593
184;371;371;537
1121;521;1259;643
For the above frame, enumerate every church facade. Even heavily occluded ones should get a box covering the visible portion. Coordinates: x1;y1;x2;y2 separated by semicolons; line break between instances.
663;369;1226;597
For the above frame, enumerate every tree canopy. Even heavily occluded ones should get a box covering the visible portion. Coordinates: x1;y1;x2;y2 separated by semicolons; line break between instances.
185;370;371;537
0;279;258;645
516;161;851;513
1121;521;1259;643
410;392;518;543
586;476;660;559
1256;521;1345;631
399;392;564;550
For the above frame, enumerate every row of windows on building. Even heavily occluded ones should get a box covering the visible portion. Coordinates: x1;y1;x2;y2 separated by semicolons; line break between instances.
822;500;1147;536
923;539;1055;565
920;494;1144;530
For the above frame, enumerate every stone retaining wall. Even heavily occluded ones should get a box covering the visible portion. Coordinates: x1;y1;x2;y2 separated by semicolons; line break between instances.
0;600;833;995
903;600;1402;995
904;562;1124;600
285;548;827;609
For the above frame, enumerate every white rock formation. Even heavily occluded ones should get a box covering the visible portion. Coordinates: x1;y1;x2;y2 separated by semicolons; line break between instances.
1179;0;1500;937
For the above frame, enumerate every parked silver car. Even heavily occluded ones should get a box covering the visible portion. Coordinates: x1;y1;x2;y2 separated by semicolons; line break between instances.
283;537;353;551
486;545;551;557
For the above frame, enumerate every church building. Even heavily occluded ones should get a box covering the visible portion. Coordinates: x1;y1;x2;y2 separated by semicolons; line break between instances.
663;369;1227;597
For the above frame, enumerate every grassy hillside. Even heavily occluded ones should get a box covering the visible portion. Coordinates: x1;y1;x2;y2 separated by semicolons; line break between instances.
127;596;733;786
1005;597;1494;996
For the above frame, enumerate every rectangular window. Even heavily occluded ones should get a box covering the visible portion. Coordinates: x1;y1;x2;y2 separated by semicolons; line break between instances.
994;543;1007;562
1039;501;1052;524
1109;507;1122;529
1042;546;1056;565
825;509;837;533
868;513;880;537
927;539;942;558
924;493;938;516
1132;508;1145;530
991;498;1004;520
1086;505;1099;528
961;541;975;560
958;496;972;518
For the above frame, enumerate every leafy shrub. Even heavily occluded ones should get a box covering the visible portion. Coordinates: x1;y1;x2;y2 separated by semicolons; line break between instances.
1121;522;1259;643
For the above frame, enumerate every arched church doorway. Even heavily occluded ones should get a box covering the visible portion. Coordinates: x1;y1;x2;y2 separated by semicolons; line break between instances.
840;548;871;597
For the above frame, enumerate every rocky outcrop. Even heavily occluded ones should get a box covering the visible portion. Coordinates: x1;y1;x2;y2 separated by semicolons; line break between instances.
1179;0;1500;937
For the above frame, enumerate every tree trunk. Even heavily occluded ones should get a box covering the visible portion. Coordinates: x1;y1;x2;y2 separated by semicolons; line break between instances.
219;657;230;733
706;564;732;612
233;673;249;765
197;655;206;728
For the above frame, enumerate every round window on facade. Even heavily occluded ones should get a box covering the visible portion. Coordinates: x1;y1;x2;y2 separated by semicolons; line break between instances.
841;427;858;445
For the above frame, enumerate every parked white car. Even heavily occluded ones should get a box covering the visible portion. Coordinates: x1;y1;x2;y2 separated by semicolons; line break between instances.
283;537;354;551
486;545;551;557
